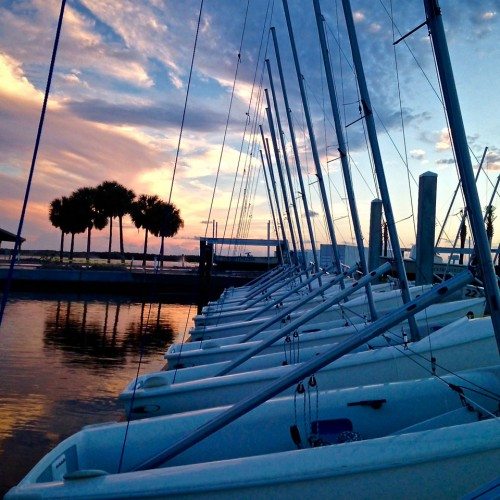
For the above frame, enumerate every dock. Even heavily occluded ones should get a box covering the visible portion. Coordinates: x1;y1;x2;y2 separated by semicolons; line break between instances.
0;265;260;302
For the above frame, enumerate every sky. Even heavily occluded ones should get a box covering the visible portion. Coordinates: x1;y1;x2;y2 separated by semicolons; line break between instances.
0;0;499;257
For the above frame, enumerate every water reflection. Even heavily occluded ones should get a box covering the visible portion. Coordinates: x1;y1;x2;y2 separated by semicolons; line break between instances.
0;294;195;495
43;300;177;366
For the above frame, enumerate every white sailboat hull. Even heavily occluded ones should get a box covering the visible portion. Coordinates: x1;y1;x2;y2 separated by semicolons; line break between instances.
190;285;433;338
167;298;485;368
9;421;498;500
120;316;495;418
7;369;500;499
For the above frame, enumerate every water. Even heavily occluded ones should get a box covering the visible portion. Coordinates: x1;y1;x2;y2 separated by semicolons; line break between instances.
0;293;196;495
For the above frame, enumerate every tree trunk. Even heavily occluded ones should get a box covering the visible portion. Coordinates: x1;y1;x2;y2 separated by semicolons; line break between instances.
142;229;149;267
86;226;92;263
160;236;165;269
107;217;113;263
70;233;75;262
119;215;125;264
59;231;65;262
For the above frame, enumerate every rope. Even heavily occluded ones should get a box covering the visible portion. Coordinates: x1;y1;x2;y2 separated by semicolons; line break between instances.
204;0;251;238
167;0;204;204
0;0;67;329
384;332;500;404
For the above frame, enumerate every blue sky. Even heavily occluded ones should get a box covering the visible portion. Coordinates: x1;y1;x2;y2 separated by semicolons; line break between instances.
0;0;498;256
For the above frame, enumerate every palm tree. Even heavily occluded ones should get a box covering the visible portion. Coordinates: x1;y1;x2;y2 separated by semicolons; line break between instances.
95;181;135;263
65;193;90;262
71;187;108;262
155;202;184;268
49;197;71;262
130;194;161;266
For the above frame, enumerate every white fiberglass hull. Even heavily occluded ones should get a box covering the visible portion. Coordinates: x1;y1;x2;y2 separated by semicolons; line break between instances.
167;298;484;368
196;281;393;325
120;316;495;418
7;419;498;499
190;285;432;339
7;368;500;499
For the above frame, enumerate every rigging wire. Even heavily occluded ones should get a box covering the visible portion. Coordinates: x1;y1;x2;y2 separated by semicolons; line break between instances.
333;299;500;409
379;0;498;197
203;0;251;238
323;18;355;245
301;74;333;246
244;159;264;242
118;301;153;472
229;85;265;255
228;22;273;256
171;305;195;384
167;0;204;204
221;0;274;254
378;0;498;239
0;0;67;329
389;0;416;238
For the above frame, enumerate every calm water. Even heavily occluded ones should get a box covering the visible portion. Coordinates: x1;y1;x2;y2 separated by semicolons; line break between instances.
0;293;196;495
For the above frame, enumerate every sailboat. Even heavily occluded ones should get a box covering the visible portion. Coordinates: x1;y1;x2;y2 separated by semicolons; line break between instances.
6;0;499;498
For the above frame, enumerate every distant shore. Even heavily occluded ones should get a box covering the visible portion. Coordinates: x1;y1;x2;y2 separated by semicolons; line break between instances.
0;248;200;265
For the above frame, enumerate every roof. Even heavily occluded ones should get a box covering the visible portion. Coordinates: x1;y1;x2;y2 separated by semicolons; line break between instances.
0;228;25;243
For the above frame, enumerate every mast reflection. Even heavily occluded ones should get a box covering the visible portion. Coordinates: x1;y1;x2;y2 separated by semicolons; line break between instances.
44;298;177;366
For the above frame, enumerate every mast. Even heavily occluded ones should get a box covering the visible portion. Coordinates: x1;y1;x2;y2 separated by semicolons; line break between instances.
424;0;500;351
264;90;301;266
270;27;321;274
259;149;284;264
259;125;290;262
281;0;344;282
341;0;419;341
265;63;309;271
313;0;376;319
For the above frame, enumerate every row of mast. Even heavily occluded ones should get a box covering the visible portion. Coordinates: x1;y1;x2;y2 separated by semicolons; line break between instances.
226;0;499;347
132;0;500;467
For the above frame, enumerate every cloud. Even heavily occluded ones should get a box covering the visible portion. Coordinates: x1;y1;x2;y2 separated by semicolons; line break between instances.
486;149;500;170
0;0;498;253
410;149;425;160
482;11;496;21
353;11;366;22
0;53;42;101
436;129;452;151
66;98;227;131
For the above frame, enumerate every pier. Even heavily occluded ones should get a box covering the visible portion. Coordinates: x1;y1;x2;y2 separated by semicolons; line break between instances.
0;264;260;301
